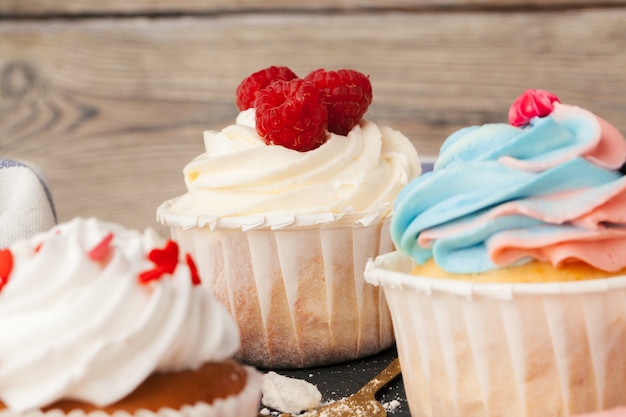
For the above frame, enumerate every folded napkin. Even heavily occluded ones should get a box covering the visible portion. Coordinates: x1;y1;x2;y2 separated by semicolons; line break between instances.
0;159;56;248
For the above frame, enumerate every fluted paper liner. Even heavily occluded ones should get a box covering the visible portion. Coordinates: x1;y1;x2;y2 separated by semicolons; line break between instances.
159;204;395;368
0;366;262;417
364;251;626;417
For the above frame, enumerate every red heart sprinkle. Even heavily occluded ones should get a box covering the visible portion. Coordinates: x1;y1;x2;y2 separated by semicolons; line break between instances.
138;265;167;284
0;249;13;293
148;240;179;274
88;232;114;262
138;240;180;284
185;253;201;286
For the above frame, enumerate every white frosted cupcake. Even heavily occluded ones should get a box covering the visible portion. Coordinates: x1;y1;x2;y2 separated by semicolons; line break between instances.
365;89;626;416
0;217;262;417
157;66;421;368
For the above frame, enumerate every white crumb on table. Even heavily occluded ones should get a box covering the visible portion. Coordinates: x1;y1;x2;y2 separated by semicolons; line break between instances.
384;399;402;413
261;371;322;414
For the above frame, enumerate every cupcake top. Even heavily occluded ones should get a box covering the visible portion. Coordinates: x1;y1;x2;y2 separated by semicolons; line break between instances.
158;66;420;230
391;89;626;274
0;217;240;413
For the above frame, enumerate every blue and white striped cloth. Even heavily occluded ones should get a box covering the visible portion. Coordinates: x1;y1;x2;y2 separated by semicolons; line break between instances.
0;159;56;248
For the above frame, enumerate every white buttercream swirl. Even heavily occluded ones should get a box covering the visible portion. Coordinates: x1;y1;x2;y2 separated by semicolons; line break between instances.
160;110;420;228
0;217;240;413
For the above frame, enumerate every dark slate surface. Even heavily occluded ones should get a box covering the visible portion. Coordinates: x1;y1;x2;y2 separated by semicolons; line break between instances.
259;345;410;416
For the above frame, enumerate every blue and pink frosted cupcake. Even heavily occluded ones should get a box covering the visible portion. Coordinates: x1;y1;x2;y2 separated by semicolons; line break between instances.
366;89;626;417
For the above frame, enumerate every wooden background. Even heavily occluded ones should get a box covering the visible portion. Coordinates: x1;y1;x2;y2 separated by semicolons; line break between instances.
2;0;626;233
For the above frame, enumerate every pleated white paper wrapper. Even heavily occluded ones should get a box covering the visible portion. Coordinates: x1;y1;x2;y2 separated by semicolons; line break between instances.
0;366;262;417
157;200;395;368
364;251;626;417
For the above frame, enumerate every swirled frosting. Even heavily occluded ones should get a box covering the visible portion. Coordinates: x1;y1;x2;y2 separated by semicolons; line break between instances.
0;217;240;412
392;91;626;274
159;109;421;229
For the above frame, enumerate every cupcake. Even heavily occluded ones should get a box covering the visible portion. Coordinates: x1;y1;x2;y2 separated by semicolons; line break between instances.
157;66;421;368
364;89;626;416
0;217;262;417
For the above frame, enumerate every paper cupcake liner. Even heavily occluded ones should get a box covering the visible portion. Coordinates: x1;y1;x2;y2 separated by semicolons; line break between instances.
165;214;395;369
1;366;262;417
365;251;626;417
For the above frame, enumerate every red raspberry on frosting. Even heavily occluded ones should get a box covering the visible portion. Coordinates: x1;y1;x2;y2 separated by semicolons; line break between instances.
509;88;560;127
254;78;329;152
304;68;373;135
235;66;298;111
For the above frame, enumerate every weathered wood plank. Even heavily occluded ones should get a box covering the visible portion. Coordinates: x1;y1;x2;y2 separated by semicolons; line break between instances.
1;9;626;231
1;0;626;16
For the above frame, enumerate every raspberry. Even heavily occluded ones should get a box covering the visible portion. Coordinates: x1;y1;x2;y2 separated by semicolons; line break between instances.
235;66;298;111
254;79;328;152
304;68;372;135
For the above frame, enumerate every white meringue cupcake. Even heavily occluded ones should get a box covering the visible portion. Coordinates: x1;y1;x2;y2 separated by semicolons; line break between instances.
0;217;261;417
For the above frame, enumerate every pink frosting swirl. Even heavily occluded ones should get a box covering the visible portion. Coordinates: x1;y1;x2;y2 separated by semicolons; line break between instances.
508;88;560;127
393;91;626;274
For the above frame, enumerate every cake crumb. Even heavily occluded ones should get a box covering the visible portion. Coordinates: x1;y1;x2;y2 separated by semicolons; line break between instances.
384;399;402;413
262;371;322;414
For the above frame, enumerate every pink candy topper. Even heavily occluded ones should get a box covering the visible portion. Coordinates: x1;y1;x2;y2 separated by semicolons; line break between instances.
508;88;560;127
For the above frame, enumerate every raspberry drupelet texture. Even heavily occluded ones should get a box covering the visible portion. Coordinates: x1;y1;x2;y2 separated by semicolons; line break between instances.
235;66;298;111
254;79;329;152
304;68;373;135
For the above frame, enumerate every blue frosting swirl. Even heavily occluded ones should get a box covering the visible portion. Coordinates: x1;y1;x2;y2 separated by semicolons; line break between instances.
391;104;626;273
